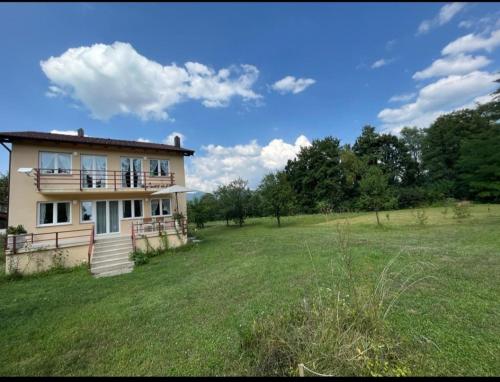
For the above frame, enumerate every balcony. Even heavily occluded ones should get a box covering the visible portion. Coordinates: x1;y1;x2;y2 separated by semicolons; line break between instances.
33;168;175;194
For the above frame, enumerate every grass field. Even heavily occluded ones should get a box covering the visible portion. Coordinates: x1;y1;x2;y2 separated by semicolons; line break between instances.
0;204;499;376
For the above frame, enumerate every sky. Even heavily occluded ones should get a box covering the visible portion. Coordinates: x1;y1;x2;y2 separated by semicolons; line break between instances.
0;2;499;191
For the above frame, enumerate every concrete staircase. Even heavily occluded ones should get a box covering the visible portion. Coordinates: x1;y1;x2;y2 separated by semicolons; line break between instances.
91;236;134;277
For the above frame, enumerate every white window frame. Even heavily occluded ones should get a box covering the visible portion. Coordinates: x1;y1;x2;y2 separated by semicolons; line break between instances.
39;151;73;175
149;159;170;177
150;198;172;217
80;201;95;224
37;201;72;227
80;154;108;189
121;199;144;220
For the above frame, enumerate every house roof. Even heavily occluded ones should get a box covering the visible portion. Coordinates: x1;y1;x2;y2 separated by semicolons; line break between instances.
0;131;195;156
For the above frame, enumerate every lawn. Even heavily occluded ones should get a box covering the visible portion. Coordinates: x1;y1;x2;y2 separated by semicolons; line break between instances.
0;204;499;376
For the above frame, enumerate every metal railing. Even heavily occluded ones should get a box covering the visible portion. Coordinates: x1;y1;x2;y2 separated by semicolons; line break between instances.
132;217;187;236
5;227;94;255
87;225;95;268
34;168;175;192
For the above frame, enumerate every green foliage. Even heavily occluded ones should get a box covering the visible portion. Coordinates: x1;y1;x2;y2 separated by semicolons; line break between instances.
187;193;219;228
358;166;397;225
130;249;149;265
215;178;252;227
258;171;296;226
7;225;27;235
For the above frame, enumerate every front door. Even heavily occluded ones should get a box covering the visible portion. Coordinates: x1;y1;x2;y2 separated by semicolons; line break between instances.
96;200;120;235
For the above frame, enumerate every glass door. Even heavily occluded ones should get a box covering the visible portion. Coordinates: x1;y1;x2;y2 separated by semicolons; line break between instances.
121;158;143;188
96;200;120;235
81;155;107;189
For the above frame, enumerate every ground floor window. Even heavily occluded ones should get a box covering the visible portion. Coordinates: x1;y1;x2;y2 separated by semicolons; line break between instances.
122;199;143;219
151;198;171;216
38;202;71;226
81;201;93;222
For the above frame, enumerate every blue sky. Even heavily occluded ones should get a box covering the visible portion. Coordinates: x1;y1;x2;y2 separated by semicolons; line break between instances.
0;2;499;190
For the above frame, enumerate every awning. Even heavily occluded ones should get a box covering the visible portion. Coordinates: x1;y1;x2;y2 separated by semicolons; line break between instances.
151;185;195;195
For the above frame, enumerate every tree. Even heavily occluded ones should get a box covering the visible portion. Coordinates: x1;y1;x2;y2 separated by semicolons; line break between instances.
216;178;252;227
358;166;396;225
285;136;344;212
457;122;500;202
0;172;8;206
258;171;295;226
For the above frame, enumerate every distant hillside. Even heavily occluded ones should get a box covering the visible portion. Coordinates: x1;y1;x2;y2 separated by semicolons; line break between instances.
187;191;206;201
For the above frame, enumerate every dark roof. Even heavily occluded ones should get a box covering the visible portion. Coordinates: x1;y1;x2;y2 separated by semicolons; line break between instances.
0;131;195;156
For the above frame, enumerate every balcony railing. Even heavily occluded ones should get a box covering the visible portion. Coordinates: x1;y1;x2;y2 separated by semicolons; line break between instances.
34;168;175;192
132;217;187;236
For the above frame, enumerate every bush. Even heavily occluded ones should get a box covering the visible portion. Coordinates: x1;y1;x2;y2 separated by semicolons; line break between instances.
240;221;431;376
453;201;471;219
130;249;149;266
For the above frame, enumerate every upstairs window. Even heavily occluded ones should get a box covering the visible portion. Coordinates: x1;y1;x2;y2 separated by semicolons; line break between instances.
150;159;169;176
40;152;71;174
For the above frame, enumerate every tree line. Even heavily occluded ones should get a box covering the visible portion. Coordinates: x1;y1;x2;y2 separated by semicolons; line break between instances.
188;96;500;228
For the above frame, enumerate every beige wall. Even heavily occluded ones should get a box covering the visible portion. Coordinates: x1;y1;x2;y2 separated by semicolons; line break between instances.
5;243;88;275
8;141;187;236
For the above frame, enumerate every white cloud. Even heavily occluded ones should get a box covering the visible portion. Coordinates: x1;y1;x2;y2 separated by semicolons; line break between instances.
41;42;261;121
163;131;186;145
185;135;311;192
371;58;393;69
50;130;78;135
389;93;417;103
442;29;500;55
413;54;491;80
417;2;467;35
378;71;497;132
137;138;151;143
271;76;316;94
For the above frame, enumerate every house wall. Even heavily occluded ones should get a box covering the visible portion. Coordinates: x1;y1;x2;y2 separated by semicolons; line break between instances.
8;141;187;236
4;243;89;275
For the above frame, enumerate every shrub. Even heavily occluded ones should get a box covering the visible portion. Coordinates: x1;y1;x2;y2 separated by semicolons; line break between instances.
130;249;149;266
453;201;471;219
7;225;27;235
240;221;431;376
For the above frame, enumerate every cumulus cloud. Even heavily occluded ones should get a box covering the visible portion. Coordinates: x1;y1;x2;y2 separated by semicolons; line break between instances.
41;42;262;121
413;54;491;79
271;76;316;94
378;71;497;132
389;93;417;103
371;58;393;69
185;135;311;192
417;2;467;35
163;131;186;145
442;29;500;55
50;130;78;135
136;138;151;143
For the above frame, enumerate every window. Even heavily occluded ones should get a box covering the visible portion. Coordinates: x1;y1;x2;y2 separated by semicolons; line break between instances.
81;201;93;222
38;202;71;226
149;159;169;176
81;155;107;188
151;198;171;216
40;152;71;174
122;199;143;219
121;158;143;188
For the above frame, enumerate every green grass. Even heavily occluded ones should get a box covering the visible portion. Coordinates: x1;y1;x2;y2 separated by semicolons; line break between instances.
0;204;499;376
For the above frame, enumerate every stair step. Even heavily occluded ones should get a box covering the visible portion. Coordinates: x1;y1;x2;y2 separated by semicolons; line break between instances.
93;245;132;256
92;251;130;262
95;239;132;247
95;236;131;244
93;267;134;278
91;261;134;274
92;255;132;267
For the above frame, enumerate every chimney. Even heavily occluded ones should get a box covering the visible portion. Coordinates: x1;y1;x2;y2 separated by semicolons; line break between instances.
77;128;84;137
174;135;181;148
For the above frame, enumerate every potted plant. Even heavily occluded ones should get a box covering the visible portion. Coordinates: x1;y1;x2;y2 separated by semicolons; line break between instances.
7;225;28;251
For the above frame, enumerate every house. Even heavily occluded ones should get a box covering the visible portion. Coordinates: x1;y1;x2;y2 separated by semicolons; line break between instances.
0;129;195;277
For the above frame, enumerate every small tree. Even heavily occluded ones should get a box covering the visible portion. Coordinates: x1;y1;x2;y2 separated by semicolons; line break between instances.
258;171;295;227
216;178;252;227
358;166;396;225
